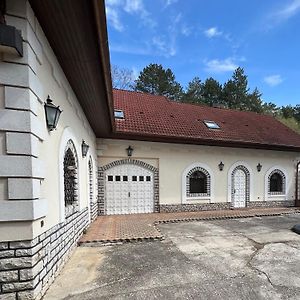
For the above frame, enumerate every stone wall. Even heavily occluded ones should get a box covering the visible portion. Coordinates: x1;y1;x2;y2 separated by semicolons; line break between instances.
0;208;89;300
160;203;231;213
247;200;295;208
160;200;295;213
90;201;98;222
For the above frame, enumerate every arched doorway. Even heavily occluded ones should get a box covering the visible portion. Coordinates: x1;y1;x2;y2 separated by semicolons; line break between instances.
231;165;250;208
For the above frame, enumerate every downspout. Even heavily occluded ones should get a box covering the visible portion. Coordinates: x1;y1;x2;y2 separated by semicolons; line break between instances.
296;161;300;207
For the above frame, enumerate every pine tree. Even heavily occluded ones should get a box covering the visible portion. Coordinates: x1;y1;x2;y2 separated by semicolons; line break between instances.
246;88;263;113
133;63;183;101
183;77;204;104
201;77;222;106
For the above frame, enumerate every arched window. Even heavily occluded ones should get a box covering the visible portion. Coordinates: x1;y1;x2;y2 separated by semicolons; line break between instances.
269;170;285;194
186;166;210;197
189;170;207;194
63;140;78;216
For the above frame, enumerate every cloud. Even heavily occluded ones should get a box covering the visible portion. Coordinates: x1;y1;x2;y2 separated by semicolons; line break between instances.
204;27;222;38
105;6;124;32
273;0;300;20
106;0;122;5
204;58;238;73
181;24;192;36
124;0;156;27
264;0;300;30
106;0;156;30
150;13;182;57
164;0;178;7
152;36;176;57
132;67;140;79
109;43;150;56
124;0;144;13
264;75;284;87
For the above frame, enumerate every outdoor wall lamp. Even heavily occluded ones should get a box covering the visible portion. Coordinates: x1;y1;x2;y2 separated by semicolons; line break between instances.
218;161;224;171
126;146;133;157
81;140;89;158
0;3;23;56
44;96;62;131
257;163;262;172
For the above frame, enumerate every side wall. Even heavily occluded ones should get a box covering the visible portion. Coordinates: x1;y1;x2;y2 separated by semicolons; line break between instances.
97;139;300;213
0;1;98;299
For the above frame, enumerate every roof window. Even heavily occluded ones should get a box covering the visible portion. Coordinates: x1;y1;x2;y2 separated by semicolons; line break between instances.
114;109;124;119
203;120;220;129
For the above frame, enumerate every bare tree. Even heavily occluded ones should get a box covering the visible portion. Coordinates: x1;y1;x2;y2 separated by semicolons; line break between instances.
111;65;134;90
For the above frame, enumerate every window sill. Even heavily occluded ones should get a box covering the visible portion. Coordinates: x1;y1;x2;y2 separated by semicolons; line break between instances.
266;195;287;201
184;197;211;201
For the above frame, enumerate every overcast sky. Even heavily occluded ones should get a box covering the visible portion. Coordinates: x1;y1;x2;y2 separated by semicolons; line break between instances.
105;0;300;106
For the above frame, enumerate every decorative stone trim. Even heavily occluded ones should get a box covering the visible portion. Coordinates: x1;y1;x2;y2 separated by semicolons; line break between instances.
160;203;231;213
0;208;89;300
90;202;98;222
268;169;286;195
160;200;295;212
248;200;294;208
231;165;250;207
186;166;211;198
88;157;97;221
182;163;214;203
98;158;159;215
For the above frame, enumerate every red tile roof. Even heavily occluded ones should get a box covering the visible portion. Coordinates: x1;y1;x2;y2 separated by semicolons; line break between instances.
112;89;300;151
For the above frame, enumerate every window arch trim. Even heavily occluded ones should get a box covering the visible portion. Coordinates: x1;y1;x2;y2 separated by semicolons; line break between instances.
58;127;81;222
63;139;79;216
182;163;214;203
265;167;287;200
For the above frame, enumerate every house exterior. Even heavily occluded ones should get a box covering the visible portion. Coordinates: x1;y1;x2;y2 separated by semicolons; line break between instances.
97;89;300;215
0;0;300;299
0;0;113;299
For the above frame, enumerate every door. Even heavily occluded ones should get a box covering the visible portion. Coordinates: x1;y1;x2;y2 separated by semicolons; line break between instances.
105;164;154;215
232;168;247;208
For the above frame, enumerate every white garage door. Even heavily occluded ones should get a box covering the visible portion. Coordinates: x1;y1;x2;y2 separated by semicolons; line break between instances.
105;164;154;215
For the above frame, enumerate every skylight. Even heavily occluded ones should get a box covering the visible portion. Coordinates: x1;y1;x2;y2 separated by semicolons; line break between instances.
204;120;220;129
114;109;124;119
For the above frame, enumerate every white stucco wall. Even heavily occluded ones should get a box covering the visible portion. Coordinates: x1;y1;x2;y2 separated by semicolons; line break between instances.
98;139;300;206
0;0;98;241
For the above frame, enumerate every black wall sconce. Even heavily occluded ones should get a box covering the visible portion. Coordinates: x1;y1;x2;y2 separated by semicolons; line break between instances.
126;146;133;157
257;163;262;172
44;96;62;131
81;140;89;158
218;161;224;171
0;3;23;56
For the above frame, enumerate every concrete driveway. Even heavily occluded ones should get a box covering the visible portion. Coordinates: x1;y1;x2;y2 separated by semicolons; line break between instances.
44;214;300;300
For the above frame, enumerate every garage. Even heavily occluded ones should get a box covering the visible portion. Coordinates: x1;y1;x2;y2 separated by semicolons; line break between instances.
105;163;154;215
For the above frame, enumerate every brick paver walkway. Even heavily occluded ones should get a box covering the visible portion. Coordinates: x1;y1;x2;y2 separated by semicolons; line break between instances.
79;207;300;245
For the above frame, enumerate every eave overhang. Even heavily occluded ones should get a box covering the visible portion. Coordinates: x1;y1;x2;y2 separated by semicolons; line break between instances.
29;0;115;137
111;131;300;153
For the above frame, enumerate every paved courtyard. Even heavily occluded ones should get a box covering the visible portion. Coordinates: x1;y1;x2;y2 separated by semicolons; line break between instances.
80;207;299;244
45;213;300;299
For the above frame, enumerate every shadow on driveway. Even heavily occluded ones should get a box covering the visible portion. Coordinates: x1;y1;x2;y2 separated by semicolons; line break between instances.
44;214;300;300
